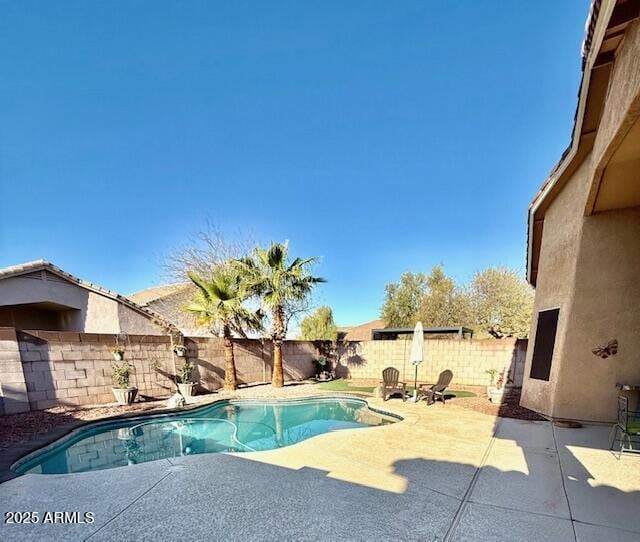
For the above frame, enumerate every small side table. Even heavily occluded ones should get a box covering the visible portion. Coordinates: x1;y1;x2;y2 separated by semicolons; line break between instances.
616;383;640;412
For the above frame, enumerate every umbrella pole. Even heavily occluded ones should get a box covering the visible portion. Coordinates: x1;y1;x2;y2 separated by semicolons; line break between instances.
413;365;418;401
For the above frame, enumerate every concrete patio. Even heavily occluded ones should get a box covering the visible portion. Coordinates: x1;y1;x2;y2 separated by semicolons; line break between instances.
0;396;639;541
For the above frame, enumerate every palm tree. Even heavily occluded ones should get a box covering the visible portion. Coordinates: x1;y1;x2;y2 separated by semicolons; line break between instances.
236;242;325;388
186;265;262;391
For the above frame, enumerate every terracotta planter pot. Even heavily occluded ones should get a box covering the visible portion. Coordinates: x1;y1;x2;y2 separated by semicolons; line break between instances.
178;382;196;397
112;387;137;405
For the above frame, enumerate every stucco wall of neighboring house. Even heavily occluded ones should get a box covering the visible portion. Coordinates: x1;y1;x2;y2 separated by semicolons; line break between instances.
0;273;90;311
82;291;119;333
521;155;593;418
116;301;166;336
0;273;166;335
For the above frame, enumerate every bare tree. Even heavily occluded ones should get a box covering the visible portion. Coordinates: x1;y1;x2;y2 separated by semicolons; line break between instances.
159;222;261;337
164;220;257;282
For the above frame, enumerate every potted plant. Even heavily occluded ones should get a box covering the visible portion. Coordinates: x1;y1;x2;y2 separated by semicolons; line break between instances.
485;368;498;397
314;358;331;381
177;360;196;397
173;344;187;357
489;370;513;404
111;361;137;405
112;346;125;361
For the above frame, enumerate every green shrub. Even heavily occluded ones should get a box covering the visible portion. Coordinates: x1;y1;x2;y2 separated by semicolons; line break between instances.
112;361;134;388
177;360;196;384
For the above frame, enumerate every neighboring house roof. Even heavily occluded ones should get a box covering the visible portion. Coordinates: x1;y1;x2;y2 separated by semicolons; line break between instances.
129;281;212;337
338;319;385;341
527;0;640;285
371;326;474;340
0;260;178;333
128;283;190;306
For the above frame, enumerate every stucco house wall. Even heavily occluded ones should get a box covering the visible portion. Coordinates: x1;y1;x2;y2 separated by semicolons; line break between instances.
522;152;640;421
522;14;640;422
552;207;640;421
520;156;593;417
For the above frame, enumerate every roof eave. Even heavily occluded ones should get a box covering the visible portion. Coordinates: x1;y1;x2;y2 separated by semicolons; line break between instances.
526;0;617;285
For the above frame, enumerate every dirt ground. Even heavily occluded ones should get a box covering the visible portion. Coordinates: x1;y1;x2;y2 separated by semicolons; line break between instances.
0;401;166;451
453;395;547;421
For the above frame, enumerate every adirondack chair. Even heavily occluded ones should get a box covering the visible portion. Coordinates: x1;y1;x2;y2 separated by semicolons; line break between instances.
420;370;453;405
380;367;406;401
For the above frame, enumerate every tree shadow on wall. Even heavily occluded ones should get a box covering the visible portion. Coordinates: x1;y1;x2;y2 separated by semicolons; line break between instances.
182;339;225;393
313;339;366;380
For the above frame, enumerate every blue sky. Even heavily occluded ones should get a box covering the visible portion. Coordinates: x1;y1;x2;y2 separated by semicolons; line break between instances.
0;1;589;326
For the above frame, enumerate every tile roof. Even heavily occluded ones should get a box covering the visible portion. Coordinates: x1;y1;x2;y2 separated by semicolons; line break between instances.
128;283;191;306
338;319;385;341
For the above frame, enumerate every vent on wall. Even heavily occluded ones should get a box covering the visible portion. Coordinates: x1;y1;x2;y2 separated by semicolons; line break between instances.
530;308;560;381
43;271;67;283
19;270;68;283
21;271;46;280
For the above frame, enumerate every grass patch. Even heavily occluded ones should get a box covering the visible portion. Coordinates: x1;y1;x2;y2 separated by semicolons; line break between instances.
406;387;476;398
316;379;375;394
316;379;476;398
444;390;476;398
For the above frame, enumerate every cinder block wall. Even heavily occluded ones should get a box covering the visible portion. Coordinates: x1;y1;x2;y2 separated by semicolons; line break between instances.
0;326;526;413
186;337;316;391
335;338;527;390
17;331;176;411
0;327;30;414
0;328;320;412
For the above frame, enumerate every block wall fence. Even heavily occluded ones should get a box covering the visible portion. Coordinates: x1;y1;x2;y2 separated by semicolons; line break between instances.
335;338;527;390
0;326;527;414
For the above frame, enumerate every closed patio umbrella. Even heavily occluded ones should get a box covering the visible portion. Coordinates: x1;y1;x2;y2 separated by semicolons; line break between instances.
409;322;424;402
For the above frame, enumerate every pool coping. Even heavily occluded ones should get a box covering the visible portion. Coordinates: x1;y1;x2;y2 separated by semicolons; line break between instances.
1;393;403;483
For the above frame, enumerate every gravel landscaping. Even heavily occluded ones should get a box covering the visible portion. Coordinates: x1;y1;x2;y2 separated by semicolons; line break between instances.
453;395;547;421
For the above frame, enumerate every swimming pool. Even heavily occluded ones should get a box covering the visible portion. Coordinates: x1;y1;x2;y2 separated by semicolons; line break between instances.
13;397;399;475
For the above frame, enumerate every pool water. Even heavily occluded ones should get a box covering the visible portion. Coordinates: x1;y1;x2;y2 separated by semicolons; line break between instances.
14;397;398;475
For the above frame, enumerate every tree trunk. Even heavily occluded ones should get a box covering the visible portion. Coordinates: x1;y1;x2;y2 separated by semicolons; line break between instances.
272;307;285;388
223;326;237;391
272;342;284;387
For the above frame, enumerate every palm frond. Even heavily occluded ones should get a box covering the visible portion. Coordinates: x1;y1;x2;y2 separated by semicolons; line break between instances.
233;241;325;339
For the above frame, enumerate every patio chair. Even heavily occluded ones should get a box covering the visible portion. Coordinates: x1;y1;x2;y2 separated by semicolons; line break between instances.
419;370;453;406
610;396;640;459
380;367;406;402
